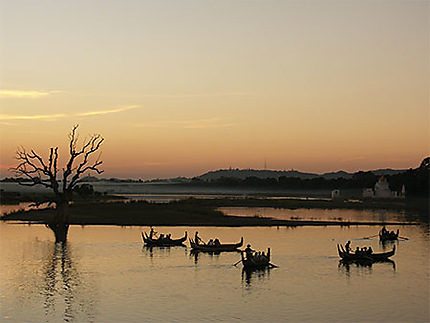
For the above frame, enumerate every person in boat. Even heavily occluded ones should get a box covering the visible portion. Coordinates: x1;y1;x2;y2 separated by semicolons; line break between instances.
158;233;165;241
345;241;351;253
214;238;220;246
149;227;157;239
166;234;171;240
208;239;214;246
195;231;203;245
261;251;267;260
381;226;388;235
244;244;254;260
367;246;373;254
355;246;360;254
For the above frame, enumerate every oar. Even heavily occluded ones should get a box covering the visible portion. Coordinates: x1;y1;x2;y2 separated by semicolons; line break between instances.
268;263;278;268
398;236;409;240
362;234;379;239
232;259;242;266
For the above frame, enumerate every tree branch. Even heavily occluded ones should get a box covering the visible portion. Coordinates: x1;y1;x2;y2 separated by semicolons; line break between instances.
12;125;104;199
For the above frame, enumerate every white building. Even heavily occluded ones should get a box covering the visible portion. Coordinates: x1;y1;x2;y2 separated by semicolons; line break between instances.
363;176;405;199
331;189;341;199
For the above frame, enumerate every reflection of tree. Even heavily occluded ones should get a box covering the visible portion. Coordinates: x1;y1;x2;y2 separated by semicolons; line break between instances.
42;243;95;322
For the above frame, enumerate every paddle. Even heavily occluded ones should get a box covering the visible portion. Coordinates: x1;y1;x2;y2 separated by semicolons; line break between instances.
362;234;379;239
399;236;409;240
268;263;278;268
233;259;242;266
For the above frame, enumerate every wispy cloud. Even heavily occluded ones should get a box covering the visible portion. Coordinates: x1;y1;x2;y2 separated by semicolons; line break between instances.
0;105;140;122
0;122;19;126
77;105;139;117
0;90;61;98
136;117;235;129
0;113;67;121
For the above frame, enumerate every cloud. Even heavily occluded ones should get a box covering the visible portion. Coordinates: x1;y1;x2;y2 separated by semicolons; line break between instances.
0;105;140;122
0;113;67;121
77;105;139;117
0;122;18;126
0;90;61;98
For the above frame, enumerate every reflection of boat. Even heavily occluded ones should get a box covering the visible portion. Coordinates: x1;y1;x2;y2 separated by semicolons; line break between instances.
241;248;271;269
189;237;243;252
337;244;395;262
141;231;187;246
379;229;399;241
242;267;270;285
339;259;396;271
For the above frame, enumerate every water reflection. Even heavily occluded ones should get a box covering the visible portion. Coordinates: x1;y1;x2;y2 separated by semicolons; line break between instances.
241;267;271;288
143;245;174;259
379;239;399;251
189;249;225;265
42;243;95;322
338;259;396;276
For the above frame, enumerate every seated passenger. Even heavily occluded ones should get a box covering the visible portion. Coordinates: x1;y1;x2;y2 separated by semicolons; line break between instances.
214;238;220;246
244;244;254;259
208;239;214;246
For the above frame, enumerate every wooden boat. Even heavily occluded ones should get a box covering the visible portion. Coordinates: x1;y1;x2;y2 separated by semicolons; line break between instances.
337;244;395;262
241;248;271;269
189;237;243;252
141;231;187;246
379;229;399;241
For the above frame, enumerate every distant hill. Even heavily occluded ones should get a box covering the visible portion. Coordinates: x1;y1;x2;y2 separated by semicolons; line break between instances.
0;168;408;183
196;168;406;181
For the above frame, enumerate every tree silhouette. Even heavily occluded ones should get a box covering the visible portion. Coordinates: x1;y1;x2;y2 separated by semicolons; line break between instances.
12;125;104;242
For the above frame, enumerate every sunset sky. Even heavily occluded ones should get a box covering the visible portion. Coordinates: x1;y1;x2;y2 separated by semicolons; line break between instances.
0;1;428;180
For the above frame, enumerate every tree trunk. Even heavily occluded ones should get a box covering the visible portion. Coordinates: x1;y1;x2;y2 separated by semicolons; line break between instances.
47;201;70;243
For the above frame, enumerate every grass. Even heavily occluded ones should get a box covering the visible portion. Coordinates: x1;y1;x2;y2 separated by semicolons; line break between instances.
1;197;424;227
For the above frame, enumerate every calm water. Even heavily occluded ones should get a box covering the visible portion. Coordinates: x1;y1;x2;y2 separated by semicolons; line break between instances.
1;218;429;322
219;207;420;223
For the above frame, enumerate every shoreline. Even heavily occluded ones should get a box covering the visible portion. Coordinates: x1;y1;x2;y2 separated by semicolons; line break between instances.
1;197;424;227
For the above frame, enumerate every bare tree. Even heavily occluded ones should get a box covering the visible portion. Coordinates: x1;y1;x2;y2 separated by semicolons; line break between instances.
12;125;104;242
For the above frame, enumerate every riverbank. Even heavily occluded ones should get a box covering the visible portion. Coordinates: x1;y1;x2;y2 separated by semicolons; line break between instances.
1;198;424;227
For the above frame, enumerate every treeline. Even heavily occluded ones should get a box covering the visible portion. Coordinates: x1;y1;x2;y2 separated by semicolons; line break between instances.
190;158;429;197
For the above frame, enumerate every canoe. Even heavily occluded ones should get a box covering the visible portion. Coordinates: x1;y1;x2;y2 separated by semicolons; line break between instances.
141;231;187;246
379;229;399;241
189;237;243;252
241;248;271;269
337;244;395;262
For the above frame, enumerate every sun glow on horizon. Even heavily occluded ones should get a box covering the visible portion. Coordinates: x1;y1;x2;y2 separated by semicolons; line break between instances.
0;1;428;180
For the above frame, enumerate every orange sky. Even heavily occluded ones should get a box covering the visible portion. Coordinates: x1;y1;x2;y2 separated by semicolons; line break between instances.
0;1;428;179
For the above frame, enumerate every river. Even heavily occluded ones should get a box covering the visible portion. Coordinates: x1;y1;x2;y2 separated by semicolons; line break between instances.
1;217;429;322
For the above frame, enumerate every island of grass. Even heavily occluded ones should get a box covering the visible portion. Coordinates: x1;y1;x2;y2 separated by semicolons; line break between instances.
1;196;425;227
